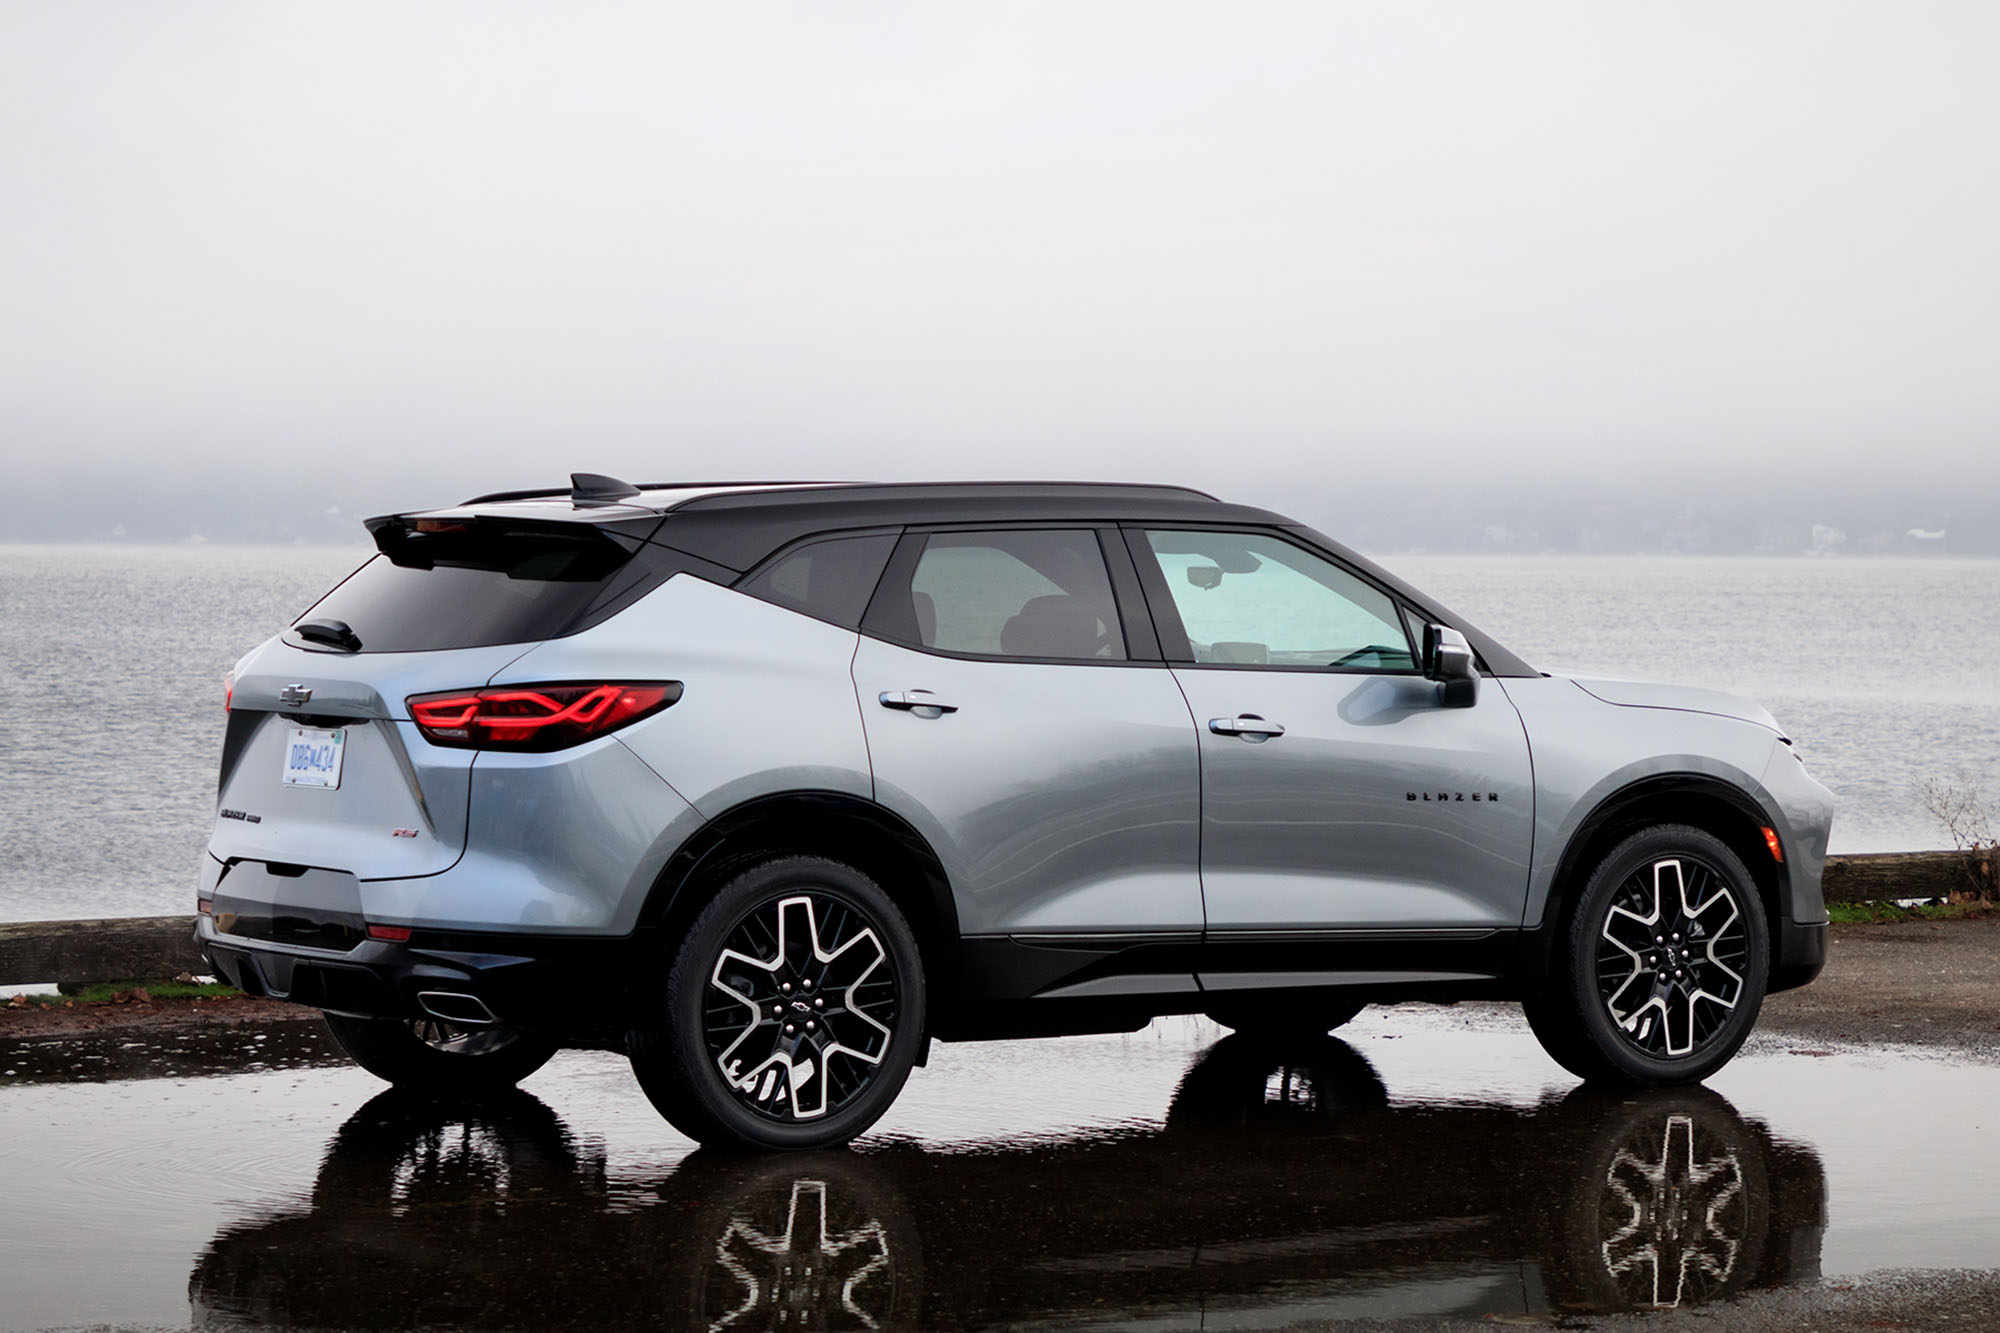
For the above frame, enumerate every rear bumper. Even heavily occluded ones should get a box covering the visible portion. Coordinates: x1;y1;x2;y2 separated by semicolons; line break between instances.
194;915;646;1038
1769;916;1827;994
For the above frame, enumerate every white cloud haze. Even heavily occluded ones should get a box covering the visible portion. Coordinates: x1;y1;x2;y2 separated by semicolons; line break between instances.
3;1;1998;523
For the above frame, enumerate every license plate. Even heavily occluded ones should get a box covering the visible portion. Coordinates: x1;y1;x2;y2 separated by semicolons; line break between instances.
281;727;346;789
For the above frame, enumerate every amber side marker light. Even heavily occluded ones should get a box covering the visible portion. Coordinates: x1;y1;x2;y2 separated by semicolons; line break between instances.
1761;826;1785;863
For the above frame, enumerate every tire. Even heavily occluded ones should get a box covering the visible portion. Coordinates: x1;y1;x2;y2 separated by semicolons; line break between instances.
322;1012;558;1093
1203;992;1367;1039
1528;824;1769;1086
627;856;926;1152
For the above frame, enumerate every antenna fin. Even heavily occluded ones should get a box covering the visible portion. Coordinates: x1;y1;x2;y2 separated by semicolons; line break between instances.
570;472;642;508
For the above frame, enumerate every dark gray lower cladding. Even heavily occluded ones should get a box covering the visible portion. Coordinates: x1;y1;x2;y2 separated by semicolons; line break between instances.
944;927;1519;1039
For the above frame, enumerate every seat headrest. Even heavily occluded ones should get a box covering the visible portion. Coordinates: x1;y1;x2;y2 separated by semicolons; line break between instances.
1000;594;1109;659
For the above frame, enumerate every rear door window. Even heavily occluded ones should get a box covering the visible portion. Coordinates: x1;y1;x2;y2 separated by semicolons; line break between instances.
872;530;1127;661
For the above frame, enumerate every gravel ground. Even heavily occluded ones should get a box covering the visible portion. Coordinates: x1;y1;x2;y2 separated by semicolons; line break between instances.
1757;911;2000;1058
1319;1268;2000;1330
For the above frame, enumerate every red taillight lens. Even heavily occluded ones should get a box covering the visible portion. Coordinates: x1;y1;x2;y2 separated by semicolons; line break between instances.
223;671;234;712
406;682;681;751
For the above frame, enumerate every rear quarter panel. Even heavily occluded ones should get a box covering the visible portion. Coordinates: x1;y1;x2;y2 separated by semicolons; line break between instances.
490;573;873;820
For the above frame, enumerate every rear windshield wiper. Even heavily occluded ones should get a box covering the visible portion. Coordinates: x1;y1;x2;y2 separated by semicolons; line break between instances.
294;618;362;652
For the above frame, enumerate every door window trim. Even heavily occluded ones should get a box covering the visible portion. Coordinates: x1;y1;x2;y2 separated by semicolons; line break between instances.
1119;523;1425;674
859;524;1159;667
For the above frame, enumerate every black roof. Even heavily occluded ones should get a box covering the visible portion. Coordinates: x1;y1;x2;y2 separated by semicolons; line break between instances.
390;477;1537;676
425;480;1269;571
651;482;1282;571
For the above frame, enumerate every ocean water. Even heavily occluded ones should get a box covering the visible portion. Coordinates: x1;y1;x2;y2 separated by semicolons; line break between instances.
2;545;1994;923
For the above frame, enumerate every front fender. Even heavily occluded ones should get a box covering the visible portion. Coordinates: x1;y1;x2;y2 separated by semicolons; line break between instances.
1500;677;1793;929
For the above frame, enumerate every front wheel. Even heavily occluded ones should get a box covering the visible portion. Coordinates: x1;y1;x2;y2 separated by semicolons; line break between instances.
628;856;926;1152
322;1012;558;1092
1528;824;1769;1086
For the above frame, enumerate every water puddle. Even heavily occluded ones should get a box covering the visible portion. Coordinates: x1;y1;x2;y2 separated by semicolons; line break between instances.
1;1009;1995;1330
0;1016;340;1085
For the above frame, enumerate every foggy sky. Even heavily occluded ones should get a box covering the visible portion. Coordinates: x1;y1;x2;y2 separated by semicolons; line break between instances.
4;1;1999;526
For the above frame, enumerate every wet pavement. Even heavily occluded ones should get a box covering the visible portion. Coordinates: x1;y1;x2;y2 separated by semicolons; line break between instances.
4;1006;1998;1331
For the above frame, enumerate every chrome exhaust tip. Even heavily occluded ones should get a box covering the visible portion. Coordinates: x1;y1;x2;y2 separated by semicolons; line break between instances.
416;991;498;1025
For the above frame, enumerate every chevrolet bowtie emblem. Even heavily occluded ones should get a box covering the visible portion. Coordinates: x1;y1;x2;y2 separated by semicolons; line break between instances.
278;684;313;707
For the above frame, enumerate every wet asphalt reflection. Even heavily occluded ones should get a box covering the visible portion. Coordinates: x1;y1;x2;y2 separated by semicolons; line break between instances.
3;1009;1997;1330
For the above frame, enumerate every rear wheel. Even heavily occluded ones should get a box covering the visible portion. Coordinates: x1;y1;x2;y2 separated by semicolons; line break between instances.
1529;824;1768;1086
323;1012;557;1092
628;856;925;1152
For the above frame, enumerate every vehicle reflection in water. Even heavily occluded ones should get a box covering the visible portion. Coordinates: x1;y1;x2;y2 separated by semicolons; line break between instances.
190;1035;1825;1330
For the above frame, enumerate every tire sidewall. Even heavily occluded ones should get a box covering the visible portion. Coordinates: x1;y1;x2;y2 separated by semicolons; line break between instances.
1567;826;1769;1084
667;857;926;1151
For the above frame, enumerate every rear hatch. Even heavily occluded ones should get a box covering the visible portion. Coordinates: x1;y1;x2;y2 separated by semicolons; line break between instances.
211;512;675;883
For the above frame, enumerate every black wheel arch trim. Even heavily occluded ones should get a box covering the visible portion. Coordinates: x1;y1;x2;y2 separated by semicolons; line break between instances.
637;790;962;1010
1522;772;1798;987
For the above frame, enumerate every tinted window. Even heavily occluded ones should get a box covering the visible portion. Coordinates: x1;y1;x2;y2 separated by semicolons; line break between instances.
901;530;1126;660
295;526;675;652
1142;530;1415;670
738;533;897;629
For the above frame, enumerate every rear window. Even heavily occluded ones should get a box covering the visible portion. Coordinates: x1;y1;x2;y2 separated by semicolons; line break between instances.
293;522;673;652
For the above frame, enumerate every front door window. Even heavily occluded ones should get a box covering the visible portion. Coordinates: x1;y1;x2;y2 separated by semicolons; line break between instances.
1142;530;1415;671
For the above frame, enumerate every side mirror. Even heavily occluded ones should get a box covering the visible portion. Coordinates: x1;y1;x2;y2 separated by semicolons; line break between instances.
1186;565;1224;591
1422;623;1479;708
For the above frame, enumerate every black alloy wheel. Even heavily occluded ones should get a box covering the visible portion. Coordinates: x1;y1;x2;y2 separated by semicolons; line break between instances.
629;857;925;1152
1526;824;1769;1086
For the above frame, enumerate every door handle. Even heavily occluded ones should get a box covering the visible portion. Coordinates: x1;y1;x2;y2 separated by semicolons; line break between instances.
879;690;959;717
1209;714;1284;741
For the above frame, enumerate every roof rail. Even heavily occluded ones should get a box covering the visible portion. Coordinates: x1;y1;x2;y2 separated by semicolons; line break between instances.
458;478;1223;507
460;485;572;504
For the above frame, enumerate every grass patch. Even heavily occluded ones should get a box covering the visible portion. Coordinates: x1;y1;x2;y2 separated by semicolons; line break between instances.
1828;900;1992;925
6;979;242;1008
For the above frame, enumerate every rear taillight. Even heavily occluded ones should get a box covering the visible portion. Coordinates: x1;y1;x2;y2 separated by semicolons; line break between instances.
406;682;681;752
223;671;234;711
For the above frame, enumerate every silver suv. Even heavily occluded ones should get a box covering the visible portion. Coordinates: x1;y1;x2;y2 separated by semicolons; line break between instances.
197;477;1833;1150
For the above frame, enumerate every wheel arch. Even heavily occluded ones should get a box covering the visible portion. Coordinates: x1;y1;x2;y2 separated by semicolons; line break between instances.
636;790;963;1019
1524;773;1788;986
